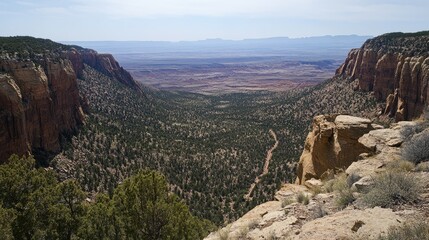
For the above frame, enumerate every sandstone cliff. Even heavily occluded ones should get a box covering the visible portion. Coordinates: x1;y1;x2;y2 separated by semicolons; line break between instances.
337;31;429;121
0;36;141;162
295;115;381;184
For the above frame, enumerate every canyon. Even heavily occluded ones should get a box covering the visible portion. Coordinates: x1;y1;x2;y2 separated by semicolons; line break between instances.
1;32;429;238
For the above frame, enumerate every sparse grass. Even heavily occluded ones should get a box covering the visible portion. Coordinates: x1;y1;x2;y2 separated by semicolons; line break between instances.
402;129;429;164
387;159;415;172
336;188;355;209
332;173;356;209
236;226;249;240
322;171;358;193
218;226;231;240
281;198;295;208
296;192;310;205
323;179;335;193
311;185;323;196
416;161;429;172
363;171;421;208
378;221;429;240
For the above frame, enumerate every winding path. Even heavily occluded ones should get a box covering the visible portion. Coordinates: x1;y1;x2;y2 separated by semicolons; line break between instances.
244;129;279;200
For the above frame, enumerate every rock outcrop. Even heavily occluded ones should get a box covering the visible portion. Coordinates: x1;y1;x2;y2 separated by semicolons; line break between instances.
337;31;429;121
295;114;379;184
65;49;141;91
206;117;429;240
0;36;141;162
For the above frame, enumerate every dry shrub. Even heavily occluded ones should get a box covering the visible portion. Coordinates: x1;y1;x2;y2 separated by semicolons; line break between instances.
363;171;421;208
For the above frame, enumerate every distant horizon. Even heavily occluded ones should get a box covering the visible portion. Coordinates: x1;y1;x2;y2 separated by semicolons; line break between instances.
1;0;428;41
59;34;373;43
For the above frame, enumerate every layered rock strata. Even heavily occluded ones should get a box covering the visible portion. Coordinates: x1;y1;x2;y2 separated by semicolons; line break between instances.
0;57;84;161
337;32;429;121
0;40;141;162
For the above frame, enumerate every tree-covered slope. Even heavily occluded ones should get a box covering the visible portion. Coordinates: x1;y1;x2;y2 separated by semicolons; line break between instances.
54;64;378;225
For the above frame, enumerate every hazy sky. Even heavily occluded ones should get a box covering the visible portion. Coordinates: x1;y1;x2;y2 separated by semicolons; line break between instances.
1;0;428;41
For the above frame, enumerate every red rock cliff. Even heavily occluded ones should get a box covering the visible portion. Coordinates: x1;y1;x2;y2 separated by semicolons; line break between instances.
0;57;84;162
0;37;141;162
337;32;429;121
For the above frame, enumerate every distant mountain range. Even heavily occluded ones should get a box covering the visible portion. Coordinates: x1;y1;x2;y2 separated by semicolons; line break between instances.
63;35;370;60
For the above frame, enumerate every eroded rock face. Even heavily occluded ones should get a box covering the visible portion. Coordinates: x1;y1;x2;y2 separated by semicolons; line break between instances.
295;115;375;184
0;45;141;162
337;33;429;121
0;57;85;162
65;49;141;91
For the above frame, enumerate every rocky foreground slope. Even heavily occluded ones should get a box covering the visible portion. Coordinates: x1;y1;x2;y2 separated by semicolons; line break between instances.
337;31;429;121
0;37;141;163
206;114;429;239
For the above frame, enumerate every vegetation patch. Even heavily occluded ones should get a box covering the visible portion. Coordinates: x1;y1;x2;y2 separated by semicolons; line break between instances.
296;192;310;205
331;173;357;209
378;221;429;240
363;171;421;208
402;129;429;164
0;155;213;239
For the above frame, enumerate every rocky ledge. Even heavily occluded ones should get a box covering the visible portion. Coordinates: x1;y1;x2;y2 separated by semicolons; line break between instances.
206;115;429;239
295;114;382;184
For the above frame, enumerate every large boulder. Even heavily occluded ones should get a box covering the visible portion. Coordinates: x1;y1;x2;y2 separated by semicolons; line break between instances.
296;115;376;184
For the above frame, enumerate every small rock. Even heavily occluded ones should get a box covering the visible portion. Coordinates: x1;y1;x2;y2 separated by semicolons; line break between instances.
304;178;323;191
351;220;365;232
353;176;374;192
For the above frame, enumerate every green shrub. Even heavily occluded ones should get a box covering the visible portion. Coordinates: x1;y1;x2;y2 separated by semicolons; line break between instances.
363;171;421;208
378;222;429;240
402;129;429;164
336;188;355;209
296;192;309;205
332;173;356;209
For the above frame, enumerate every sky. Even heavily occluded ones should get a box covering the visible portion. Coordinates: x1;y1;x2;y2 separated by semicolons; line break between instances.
1;0;428;41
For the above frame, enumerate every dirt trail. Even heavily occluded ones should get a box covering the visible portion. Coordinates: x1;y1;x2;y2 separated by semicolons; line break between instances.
244;129;279;200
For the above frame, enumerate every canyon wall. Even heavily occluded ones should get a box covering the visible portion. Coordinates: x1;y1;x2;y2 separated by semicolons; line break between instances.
0;40;141;162
0;57;84;162
337;32;429;121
